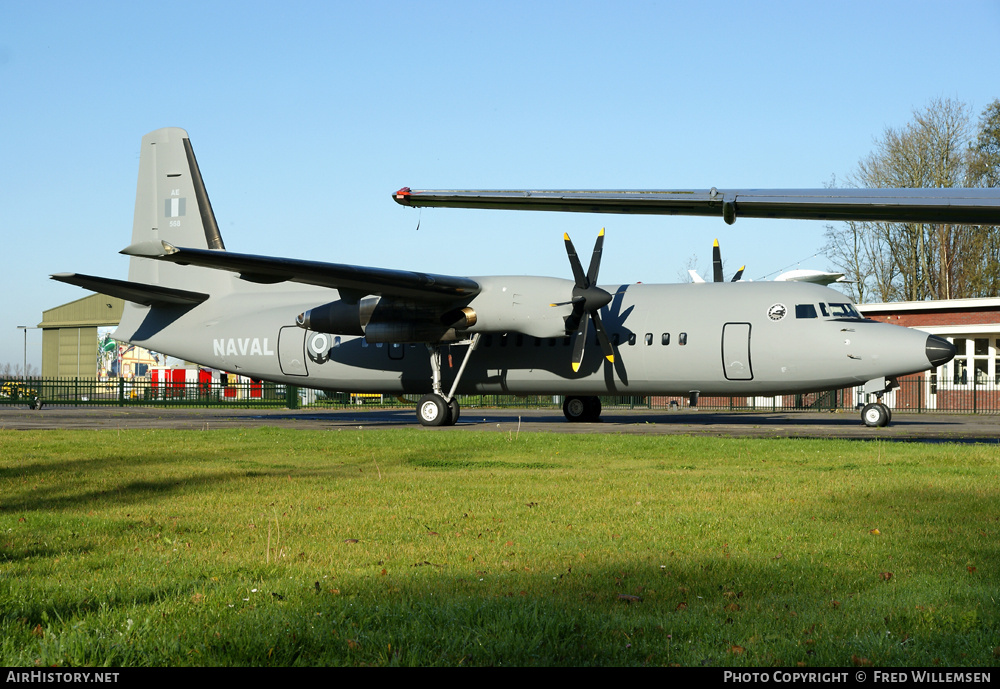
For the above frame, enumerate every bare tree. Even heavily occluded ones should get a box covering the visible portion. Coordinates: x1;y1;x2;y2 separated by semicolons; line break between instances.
825;98;1000;301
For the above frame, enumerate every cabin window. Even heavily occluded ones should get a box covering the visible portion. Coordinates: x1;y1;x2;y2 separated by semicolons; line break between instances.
515;334;524;347
563;337;571;347
679;332;688;345
612;333;621;346
333;336;341;348
533;337;542;347
628;333;637;346
796;304;818;319
500;334;508;347
483;334;493;347
662;333;670;345
645;333;653;345
819;303;829;317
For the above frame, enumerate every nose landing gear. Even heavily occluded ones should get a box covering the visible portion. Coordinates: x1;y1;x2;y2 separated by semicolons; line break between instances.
861;401;891;427
860;377;896;427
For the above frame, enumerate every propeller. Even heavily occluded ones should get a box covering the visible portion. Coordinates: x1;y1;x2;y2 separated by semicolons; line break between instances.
713;239;745;282
555;229;616;372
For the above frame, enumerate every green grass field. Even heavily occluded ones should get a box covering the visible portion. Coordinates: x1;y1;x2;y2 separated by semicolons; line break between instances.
1;428;997;667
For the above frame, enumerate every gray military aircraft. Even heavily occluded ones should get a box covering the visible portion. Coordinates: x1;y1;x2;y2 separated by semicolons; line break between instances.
54;128;1000;427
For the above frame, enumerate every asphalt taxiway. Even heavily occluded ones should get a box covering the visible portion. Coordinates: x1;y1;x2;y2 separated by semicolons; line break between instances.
1;406;999;442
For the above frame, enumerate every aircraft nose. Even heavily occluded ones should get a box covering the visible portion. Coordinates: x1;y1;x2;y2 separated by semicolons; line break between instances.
925;335;955;368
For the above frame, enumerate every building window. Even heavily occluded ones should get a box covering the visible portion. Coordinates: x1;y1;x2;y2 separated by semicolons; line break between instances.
950;336;998;385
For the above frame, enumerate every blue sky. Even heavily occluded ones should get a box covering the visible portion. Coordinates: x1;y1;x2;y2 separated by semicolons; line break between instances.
2;0;999;370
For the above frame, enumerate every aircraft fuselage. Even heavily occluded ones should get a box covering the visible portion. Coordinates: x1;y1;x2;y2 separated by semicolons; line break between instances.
116;277;939;398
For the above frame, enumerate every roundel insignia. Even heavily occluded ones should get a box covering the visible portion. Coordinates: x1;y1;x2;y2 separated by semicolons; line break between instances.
307;332;330;364
767;303;787;321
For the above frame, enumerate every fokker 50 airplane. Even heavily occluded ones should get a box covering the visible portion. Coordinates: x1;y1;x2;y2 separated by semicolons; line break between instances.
54;128;1000;427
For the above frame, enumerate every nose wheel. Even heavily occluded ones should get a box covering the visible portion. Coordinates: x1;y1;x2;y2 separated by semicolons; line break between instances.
861;401;891;427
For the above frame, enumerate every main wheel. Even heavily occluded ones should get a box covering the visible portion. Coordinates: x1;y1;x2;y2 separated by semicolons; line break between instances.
447;397;460;425
877;402;892;426
563;395;601;422
861;402;889;428
417;394;450;427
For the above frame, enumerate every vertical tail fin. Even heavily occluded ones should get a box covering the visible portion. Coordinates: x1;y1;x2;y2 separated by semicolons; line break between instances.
127;127;227;288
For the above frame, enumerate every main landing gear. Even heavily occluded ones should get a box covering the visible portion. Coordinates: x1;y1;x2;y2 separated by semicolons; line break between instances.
417;393;461;427
562;395;602;422
417;336;479;427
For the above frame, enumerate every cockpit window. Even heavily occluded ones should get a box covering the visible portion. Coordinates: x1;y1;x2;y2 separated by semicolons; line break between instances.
795;304;818;319
827;302;862;319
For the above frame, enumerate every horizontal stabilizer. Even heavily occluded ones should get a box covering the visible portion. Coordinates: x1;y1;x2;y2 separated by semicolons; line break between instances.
129;244;482;302
394;188;1000;226
50;273;209;306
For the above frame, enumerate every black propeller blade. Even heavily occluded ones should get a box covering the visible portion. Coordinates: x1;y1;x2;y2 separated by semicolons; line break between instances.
561;229;616;372
713;239;724;283
712;238;745;282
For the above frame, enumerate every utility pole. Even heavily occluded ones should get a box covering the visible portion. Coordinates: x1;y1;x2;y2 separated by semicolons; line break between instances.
16;326;39;377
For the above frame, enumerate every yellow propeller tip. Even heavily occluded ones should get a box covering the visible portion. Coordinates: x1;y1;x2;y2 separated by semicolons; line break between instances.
571;363;581;373
598;227;605;236
606;355;615;363
563;232;571;240
713;238;719;247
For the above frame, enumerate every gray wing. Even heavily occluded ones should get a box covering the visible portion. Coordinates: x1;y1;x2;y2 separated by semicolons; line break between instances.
393;187;1000;226
121;242;481;302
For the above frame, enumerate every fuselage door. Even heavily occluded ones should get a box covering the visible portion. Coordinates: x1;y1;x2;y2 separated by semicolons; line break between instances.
722;322;753;381
278;326;309;376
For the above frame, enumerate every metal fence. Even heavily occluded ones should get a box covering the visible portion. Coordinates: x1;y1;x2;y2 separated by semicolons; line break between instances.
0;377;292;409
2;375;998;414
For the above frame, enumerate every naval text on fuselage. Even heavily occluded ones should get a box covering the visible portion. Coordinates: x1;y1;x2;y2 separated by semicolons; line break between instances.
723;670;991;683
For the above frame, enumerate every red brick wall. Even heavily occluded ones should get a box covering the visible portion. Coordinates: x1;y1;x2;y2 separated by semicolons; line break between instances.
861;308;1000;328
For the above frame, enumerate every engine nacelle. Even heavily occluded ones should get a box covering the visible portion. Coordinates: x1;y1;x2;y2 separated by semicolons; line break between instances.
297;298;478;343
296;297;379;335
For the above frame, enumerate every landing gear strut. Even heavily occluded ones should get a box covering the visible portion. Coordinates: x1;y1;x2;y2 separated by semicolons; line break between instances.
563;395;602;422
417;336;479;427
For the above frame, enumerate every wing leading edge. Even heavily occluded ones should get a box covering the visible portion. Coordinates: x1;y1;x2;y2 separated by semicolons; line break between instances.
393;187;1000;226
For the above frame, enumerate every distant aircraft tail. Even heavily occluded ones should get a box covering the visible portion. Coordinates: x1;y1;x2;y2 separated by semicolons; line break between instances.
125;127;227;288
